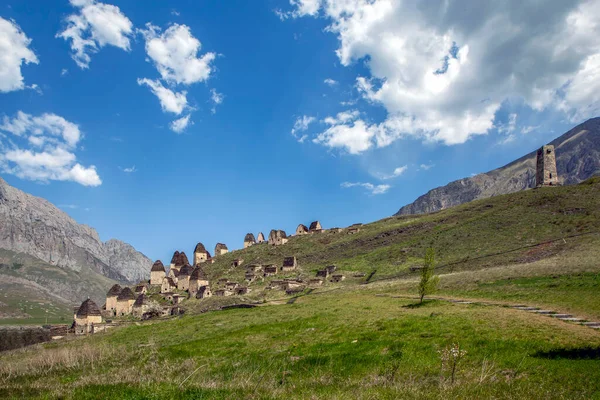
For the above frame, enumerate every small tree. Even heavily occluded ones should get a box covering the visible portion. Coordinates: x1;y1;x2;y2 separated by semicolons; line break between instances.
418;248;439;303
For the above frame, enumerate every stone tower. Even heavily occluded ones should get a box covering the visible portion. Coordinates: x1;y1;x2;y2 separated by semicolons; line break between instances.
193;243;208;265
536;145;558;187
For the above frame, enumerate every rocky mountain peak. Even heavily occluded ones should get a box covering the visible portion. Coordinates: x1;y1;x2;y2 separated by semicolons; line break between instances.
0;177;152;283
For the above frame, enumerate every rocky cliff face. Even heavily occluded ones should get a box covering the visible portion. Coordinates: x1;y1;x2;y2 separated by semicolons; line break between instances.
396;117;600;216
0;178;151;283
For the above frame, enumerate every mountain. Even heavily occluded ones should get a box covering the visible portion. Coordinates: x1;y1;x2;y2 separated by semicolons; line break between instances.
395;117;600;216
0;176;152;287
0;248;117;323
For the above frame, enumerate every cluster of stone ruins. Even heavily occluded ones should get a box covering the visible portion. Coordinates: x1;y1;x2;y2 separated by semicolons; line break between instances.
72;220;365;333
74;146;561;333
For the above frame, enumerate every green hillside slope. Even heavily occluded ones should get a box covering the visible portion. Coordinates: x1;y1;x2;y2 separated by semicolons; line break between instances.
0;249;118;325
204;177;600;288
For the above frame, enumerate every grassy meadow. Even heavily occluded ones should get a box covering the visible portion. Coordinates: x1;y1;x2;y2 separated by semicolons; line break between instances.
2;288;600;399
2;179;600;398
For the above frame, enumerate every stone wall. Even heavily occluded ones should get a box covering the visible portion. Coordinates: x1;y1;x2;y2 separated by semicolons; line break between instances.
150;270;165;285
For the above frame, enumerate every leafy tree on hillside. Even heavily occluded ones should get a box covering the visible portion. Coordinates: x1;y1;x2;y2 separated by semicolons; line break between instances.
418;248;439;303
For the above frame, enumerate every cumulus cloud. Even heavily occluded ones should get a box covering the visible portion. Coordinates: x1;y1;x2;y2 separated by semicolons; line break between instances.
324;78;338;86
0;111;101;186
138;23;217;132
0;17;39;92
341;181;390;195
286;0;600;153
315;110;376;154
57;0;134;69
1;111;81;147
291;115;316;142
381;165;407;180
170;114;192;133
276;0;322;20
140;23;216;85
418;163;435;171
137;78;188;115
561;53;600;121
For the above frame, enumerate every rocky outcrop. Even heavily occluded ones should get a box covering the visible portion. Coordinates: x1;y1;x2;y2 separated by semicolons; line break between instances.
0;177;151;283
396;117;600;216
104;239;153;283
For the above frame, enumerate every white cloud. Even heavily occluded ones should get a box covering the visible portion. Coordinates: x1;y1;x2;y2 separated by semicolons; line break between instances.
561;53;600;121
418;163;435;171
381;165;407;180
341;181;390;195
121;165;136;173
291;115;316;141
0;17;39;92
497;113;517;134
138;23;219;127
286;0;600;153
140;23;216;85
0;111;101;186
323;110;360;125
61;68;69;76
57;0;134;69
210;88;224;114
521;125;540;135
170;114;192;133
210;88;224;105
28;83;42;95
315;120;376;154
137;78;188;115
315;110;376;154
324;78;338;86
1;111;81;148
276;0;322;20
0;147;101;186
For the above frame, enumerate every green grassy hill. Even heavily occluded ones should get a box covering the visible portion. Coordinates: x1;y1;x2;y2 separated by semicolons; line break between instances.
0;250;118;325
2;179;600;398
202;177;600;297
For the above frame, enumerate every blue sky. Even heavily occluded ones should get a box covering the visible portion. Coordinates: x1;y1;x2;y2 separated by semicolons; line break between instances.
1;0;599;262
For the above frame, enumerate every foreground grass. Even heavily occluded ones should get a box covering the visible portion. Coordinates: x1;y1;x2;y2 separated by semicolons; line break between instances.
2;286;600;399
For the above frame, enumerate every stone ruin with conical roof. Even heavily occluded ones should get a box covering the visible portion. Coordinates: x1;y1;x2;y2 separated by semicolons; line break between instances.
74;299;103;334
214;243;228;256
193;243;210;265
150;260;166;285
244;233;256;248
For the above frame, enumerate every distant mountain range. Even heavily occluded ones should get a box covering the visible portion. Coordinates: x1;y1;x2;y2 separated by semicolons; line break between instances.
395;117;600;216
0;177;152;316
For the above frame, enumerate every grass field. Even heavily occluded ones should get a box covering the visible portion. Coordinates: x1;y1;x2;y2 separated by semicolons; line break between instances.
1;287;600;399
2;179;600;398
0;285;72;326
